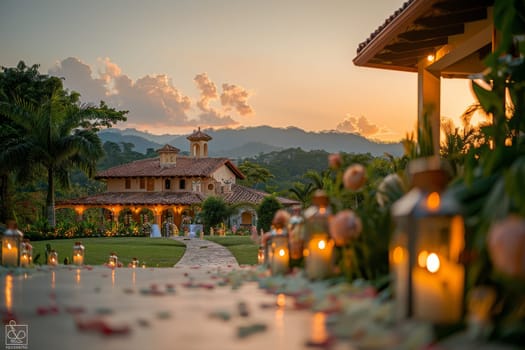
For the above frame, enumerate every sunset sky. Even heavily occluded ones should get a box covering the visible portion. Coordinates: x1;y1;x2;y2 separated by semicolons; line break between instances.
0;0;477;142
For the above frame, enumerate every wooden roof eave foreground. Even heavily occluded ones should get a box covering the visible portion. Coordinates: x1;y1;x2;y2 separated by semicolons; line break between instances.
353;0;494;74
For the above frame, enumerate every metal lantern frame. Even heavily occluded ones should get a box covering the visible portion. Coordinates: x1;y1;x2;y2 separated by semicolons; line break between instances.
270;233;290;275
2;227;23;267
303;190;335;280
390;160;466;324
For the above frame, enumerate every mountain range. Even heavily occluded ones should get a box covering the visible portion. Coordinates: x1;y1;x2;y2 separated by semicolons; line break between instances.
98;126;403;158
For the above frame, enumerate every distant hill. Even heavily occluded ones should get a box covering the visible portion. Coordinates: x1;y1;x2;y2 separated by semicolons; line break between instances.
98;131;162;153
99;126;403;157
101;128;177;145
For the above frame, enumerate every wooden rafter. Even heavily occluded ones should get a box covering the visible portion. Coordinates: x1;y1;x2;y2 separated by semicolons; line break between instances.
385;37;448;52
432;0;493;12
415;8;487;28
376;48;434;60
398;24;464;41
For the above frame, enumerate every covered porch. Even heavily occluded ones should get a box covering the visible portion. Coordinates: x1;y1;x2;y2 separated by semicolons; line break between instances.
353;0;495;153
56;191;205;236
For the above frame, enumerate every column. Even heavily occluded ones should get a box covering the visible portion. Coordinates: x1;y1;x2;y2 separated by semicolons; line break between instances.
418;58;441;156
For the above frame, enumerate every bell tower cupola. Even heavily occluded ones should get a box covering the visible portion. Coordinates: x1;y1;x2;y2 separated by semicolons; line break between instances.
186;127;212;158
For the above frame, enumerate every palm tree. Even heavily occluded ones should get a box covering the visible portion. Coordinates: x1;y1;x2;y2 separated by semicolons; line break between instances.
288;182;314;207
0;88;125;227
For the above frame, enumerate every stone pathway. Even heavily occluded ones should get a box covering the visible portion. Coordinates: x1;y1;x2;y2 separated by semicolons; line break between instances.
172;236;239;268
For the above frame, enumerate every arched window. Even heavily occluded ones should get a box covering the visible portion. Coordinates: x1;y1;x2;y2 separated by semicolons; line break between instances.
165;179;171;190
179;179;186;190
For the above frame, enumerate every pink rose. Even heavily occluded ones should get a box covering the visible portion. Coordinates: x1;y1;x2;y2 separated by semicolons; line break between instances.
343;164;367;191
329;210;362;246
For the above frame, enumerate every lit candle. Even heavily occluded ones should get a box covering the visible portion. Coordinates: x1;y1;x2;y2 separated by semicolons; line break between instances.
73;253;83;266
48;250;58;266
130;258;139;268
304;234;334;279
72;242;85;266
413;251;464;323
20;253;30;267
390;245;408;317
270;235;289;275
257;246;264;264
2;227;23;267
108;253;118;267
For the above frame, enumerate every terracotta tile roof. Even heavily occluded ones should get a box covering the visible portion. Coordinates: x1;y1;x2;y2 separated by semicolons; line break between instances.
223;184;300;206
356;0;416;54
186;127;212;141
156;144;180;153
57;191;206;206
96;156;245;179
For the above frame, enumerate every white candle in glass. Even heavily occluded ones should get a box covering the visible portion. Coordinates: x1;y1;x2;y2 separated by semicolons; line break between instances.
2;240;19;266
20;253;30;267
48;251;58;266
413;251;464;323
305;234;334;279
73;253;84;266
271;238;289;275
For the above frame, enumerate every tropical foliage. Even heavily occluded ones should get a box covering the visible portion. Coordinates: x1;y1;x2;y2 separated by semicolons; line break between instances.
256;196;282;232
0;61;127;227
200;196;232;233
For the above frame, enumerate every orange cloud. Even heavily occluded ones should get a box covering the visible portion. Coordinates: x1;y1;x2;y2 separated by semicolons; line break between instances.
50;57;250;128
336;115;380;136
194;72;218;111
220;83;254;116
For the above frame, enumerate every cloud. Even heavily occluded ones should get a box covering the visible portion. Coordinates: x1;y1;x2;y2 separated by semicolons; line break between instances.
49;57;253;129
336;115;380;136
193;73;239;126
194;72;218;111
220;83;254;116
49;57;107;104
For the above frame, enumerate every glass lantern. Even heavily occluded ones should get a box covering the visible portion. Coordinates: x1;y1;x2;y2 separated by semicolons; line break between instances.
72;242;85;266
270;226;290;275
303;190;334;280
2;222;23;267
257;246;264;264
48;249;58;266
21;239;33;266
288;205;305;267
130;257;139;268
108;252;118;267
390;158;465;324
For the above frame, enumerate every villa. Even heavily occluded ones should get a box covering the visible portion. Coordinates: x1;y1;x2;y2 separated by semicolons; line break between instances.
57;128;298;232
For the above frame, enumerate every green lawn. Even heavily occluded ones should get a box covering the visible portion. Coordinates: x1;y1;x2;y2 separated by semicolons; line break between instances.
205;236;258;265
31;238;186;267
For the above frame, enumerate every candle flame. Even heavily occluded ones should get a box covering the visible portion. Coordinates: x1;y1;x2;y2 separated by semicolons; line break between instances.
318;240;326;250
426;253;440;273
7;243;12;250
392;246;404;264
427;192;440;210
418;250;429;268
278;249;285;257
